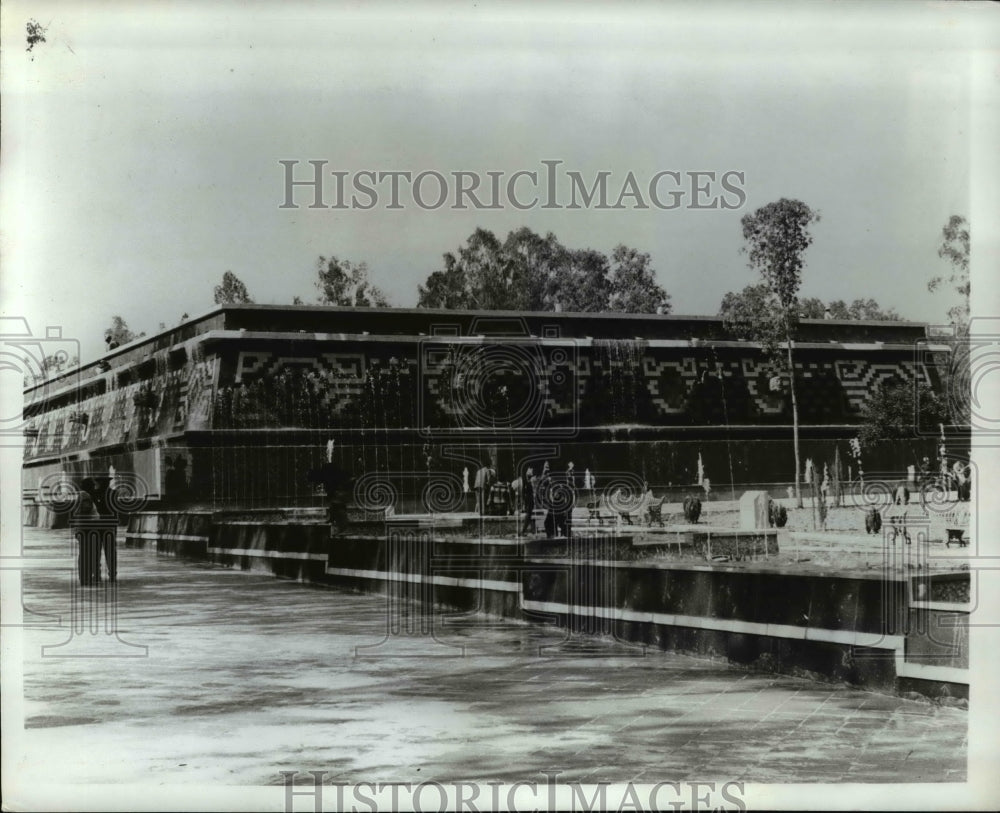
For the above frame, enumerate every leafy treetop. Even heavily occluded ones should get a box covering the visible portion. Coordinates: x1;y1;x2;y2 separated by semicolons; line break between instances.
213;271;255;304
417;227;670;313
928;214;969;329
315;256;389;307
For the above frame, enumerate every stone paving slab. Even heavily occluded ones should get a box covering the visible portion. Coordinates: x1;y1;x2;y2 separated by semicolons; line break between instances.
10;528;967;787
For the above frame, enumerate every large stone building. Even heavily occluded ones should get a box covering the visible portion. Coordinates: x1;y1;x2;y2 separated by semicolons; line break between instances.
22;305;953;518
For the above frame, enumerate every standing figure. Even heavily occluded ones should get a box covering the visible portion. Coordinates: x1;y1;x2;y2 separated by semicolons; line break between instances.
509;474;523;515
537;463;556;537
473;463;496;516
521;467;536;534
75;478;102;585
93;476;118;582
562;462;578;538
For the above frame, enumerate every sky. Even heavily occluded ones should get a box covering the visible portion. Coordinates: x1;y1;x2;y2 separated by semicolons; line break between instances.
1;1;996;365
2;5;1000;810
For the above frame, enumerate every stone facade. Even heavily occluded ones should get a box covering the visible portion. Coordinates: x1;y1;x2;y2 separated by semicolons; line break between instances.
22;305;954;510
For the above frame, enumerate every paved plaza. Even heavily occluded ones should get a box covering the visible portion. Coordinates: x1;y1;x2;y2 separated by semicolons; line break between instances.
12;527;966;788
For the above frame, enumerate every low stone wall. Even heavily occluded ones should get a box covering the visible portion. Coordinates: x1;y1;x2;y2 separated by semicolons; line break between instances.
121;510;969;702
124;510;212;557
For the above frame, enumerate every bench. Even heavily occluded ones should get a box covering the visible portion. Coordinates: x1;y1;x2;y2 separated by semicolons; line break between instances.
586;497;617;526
943;508;970;547
590;491;663;526
646;497;666;527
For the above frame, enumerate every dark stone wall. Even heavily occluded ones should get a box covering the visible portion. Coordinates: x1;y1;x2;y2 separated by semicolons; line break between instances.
22;306;962;512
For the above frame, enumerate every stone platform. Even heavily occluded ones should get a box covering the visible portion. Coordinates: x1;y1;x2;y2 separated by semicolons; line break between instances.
121;508;970;702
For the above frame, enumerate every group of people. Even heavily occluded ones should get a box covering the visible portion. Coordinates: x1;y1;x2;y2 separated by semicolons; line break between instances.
473;460;585;538
913;455;973;502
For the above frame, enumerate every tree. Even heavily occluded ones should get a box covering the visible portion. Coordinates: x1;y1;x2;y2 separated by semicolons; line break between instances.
213;271;255;304
418;252;478;310
735;198;821;507
26;19;46;58
105;316;137;347
607;245;671;313
794;296;900;320
929;215;970;329
315;256;389;307
550;248;613;312
927;216;971;429
797;297;829;319
41;353;78;376
417;227;669;313
418;227;559;311
858;378;947;456
719;284;775;324
846;298;901;321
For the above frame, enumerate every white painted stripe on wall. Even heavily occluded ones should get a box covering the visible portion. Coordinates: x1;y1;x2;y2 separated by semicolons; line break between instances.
520;599;968;685
127;532;209;542
206;547;327;561
519;599;906;651
909;601;972;613
894;657;969;684
324;566;519;593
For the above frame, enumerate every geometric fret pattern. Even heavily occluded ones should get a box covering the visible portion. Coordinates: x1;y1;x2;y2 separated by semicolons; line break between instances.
227;347;928;424
21;341;934;460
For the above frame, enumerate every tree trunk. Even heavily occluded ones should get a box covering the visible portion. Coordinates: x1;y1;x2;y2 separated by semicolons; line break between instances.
786;336;803;508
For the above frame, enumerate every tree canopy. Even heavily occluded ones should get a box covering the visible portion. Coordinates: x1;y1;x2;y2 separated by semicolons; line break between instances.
213;271;255;304
417;227;670;313
742;199;820;312
735;198;821;506
724;293;902;321
105;315;141;346
858;378;947;451
928;214;970;329
315;256;389;307
607;245;671;313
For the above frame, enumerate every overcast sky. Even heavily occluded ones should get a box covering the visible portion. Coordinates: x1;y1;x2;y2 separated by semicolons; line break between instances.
2;1;996;362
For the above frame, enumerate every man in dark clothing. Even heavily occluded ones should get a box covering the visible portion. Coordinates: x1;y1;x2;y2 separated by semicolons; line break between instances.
521;467;536;534
473;464;496;516
75;479;101;585
90;476;117;582
75;477;117;584
559;463;576;539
